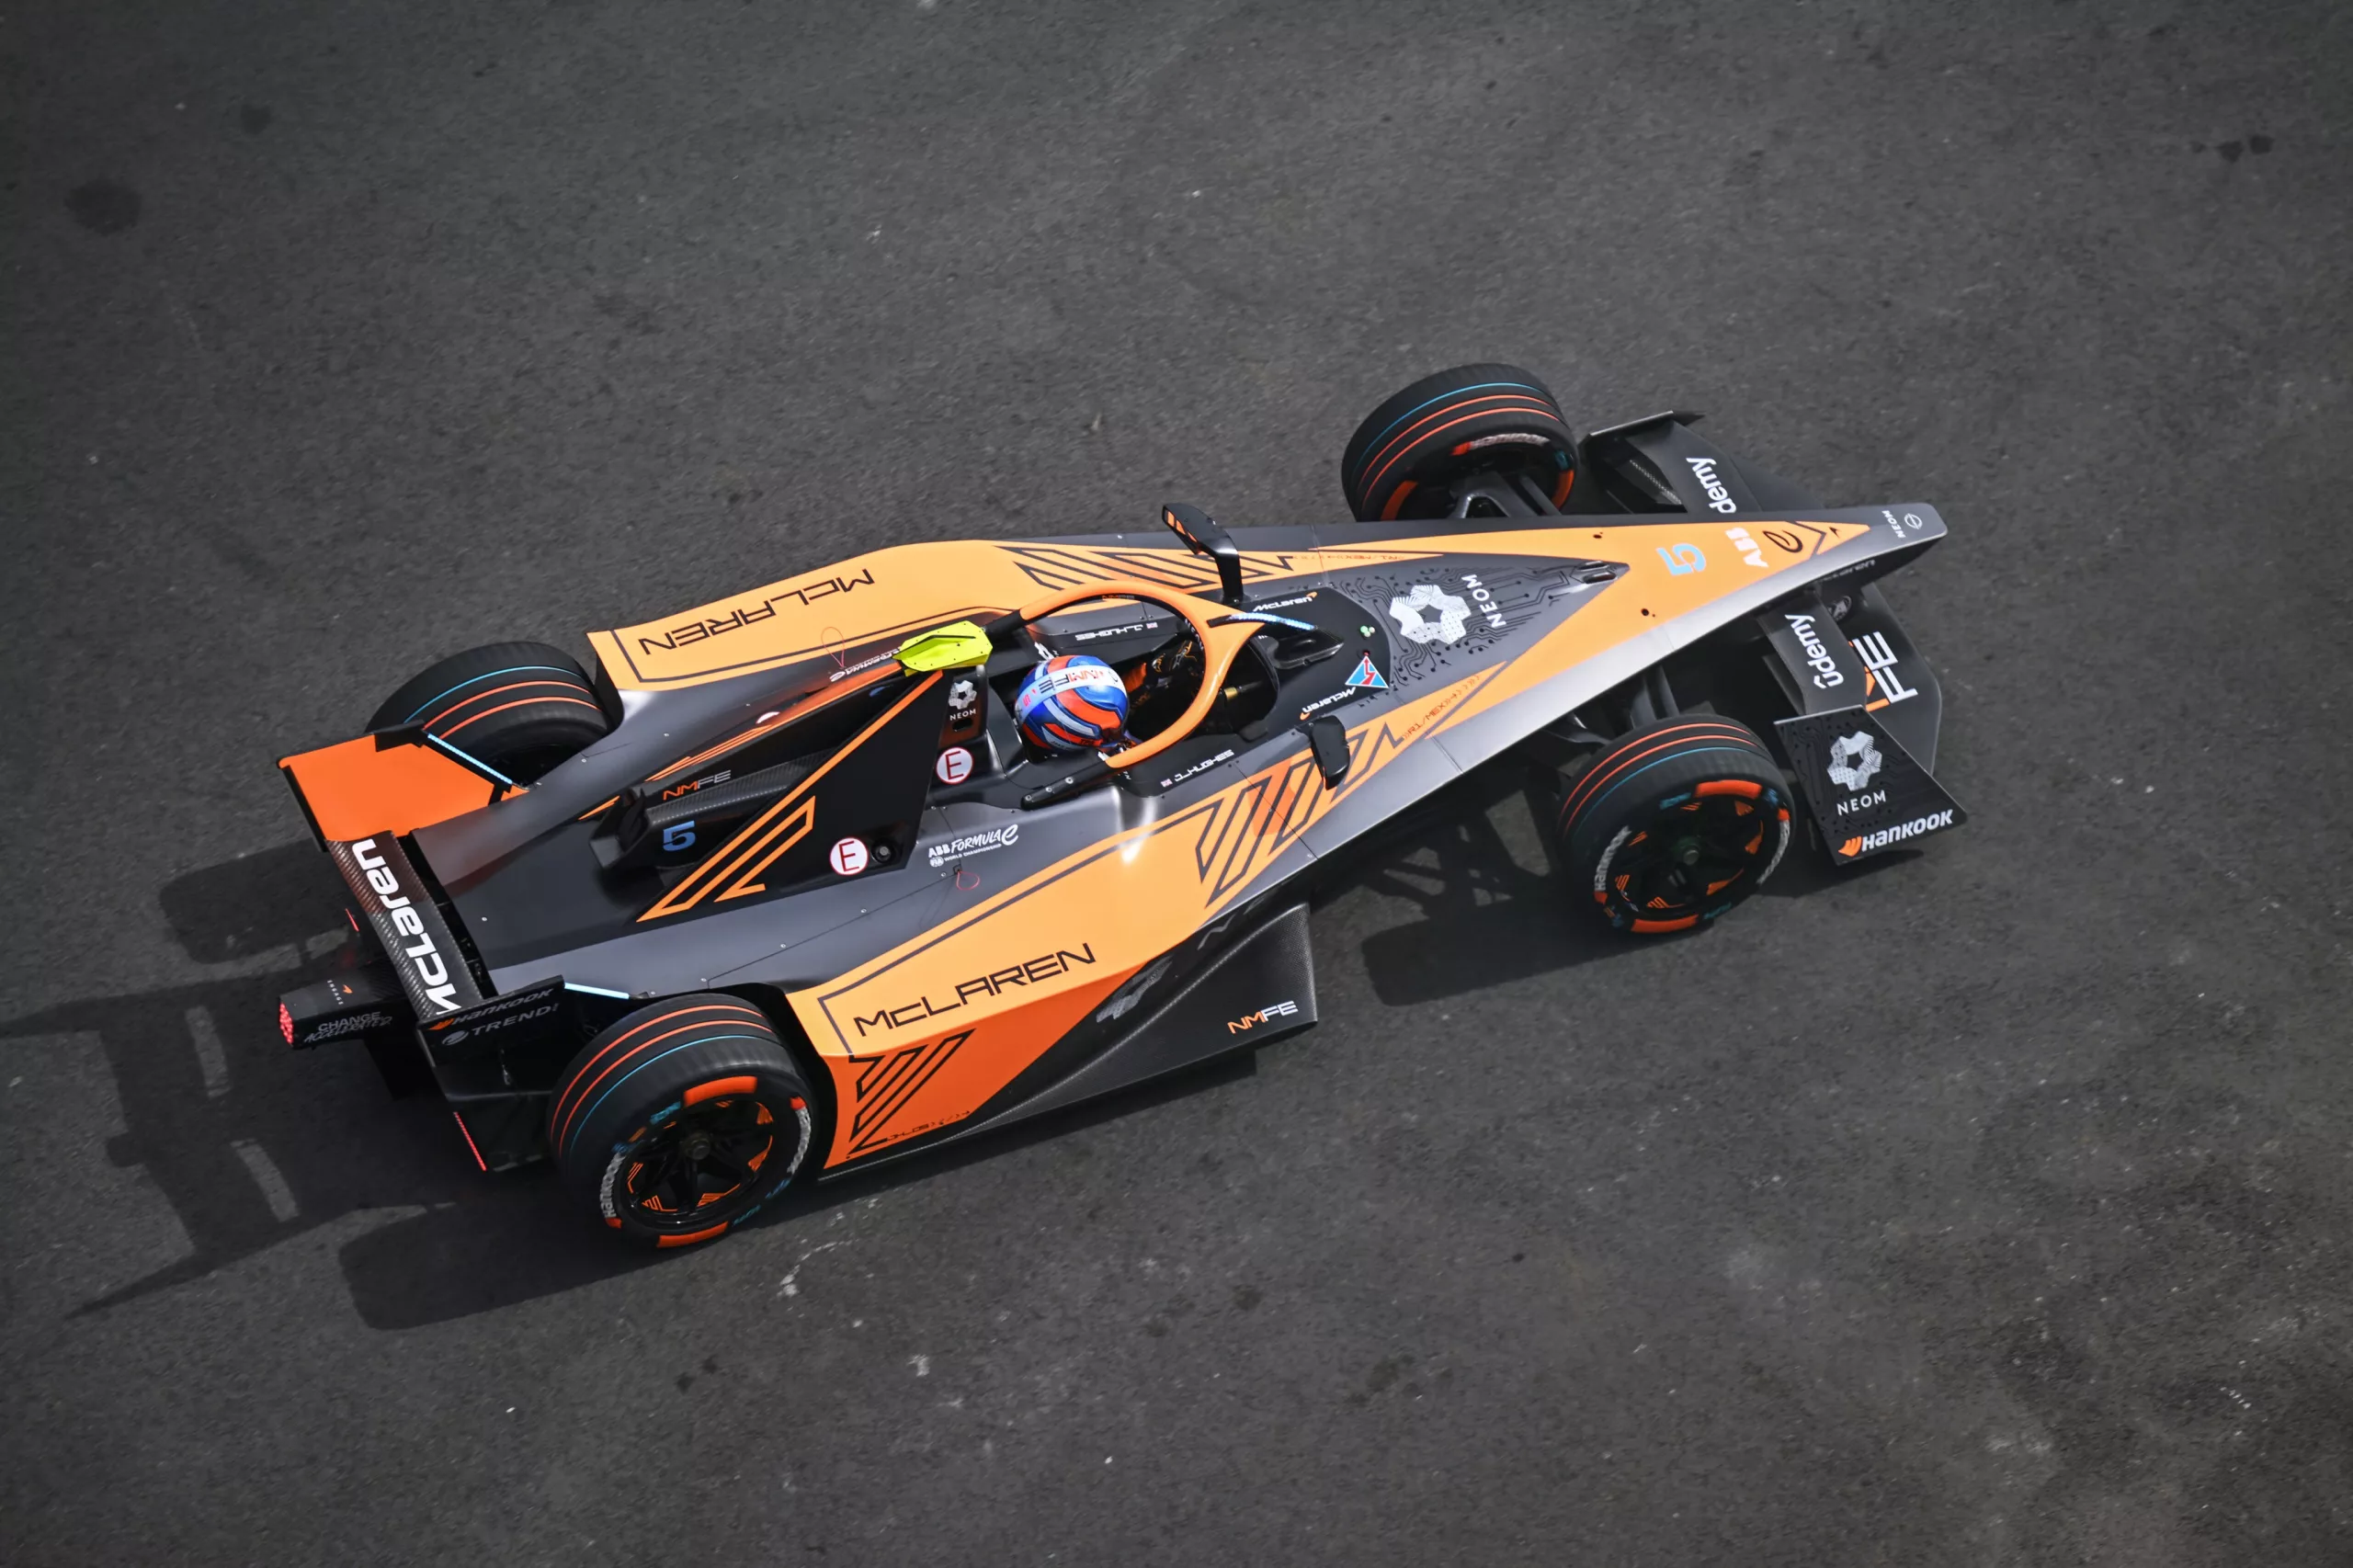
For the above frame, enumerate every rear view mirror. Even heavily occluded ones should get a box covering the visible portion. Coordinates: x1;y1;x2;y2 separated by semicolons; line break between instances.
1161;502;1245;606
1308;714;1350;788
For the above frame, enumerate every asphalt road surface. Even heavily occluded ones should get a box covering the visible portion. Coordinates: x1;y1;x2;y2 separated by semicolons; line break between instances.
7;2;2352;1562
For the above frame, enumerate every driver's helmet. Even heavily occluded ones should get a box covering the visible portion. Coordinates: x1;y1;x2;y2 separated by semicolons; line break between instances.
1014;654;1130;754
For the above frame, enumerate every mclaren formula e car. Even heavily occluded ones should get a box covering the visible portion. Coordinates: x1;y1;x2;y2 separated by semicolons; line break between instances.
275;362;1964;1248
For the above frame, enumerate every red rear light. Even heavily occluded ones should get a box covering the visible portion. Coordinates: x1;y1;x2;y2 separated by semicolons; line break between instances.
451;1112;489;1172
278;1003;296;1045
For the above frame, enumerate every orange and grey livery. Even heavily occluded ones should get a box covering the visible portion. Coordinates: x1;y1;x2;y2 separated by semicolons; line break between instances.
273;362;1963;1250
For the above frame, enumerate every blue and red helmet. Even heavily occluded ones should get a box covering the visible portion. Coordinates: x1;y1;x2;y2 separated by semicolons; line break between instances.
1014;654;1131;754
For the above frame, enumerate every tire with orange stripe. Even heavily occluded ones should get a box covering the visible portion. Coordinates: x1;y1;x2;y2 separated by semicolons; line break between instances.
368;641;610;784
1557;718;1792;936
547;994;816;1249
1339;363;1578;521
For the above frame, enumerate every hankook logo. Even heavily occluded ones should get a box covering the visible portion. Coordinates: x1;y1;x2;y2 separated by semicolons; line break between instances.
1838;809;1955;858
853;943;1098;1036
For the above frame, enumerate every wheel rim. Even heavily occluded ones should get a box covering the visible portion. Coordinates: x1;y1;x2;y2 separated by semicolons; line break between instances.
1595;780;1790;932
621;1094;779;1232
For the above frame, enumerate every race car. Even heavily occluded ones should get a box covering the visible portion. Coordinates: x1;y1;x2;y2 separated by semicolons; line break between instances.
274;361;1964;1248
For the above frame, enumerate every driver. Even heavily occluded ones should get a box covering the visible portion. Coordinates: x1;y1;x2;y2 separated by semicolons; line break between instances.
1014;654;1132;754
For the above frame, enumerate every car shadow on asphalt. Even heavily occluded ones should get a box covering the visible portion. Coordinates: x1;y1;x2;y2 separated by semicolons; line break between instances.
27;781;1895;1330
8;843;1262;1331
1323;759;1911;1006
1327;767;1620;1006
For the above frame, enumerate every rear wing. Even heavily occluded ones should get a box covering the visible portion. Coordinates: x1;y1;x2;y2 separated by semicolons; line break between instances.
278;729;517;848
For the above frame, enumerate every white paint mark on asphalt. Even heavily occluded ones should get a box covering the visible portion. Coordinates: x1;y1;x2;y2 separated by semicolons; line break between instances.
911;1355;930;1377
187;1006;229;1097
232;1139;299;1221
775;1239;848;1298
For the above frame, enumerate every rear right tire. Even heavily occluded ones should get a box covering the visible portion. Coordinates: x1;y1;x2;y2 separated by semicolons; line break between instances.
368;641;609;784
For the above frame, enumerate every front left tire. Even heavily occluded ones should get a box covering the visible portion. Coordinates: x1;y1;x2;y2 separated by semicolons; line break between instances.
1339;362;1580;521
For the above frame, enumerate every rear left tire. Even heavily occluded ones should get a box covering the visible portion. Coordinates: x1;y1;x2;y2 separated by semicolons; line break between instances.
547;994;817;1248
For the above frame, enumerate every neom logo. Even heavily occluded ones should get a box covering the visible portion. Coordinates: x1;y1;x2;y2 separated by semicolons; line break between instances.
854;943;1098;1036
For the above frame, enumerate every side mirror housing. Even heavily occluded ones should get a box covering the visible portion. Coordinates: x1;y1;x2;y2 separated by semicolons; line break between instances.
1161;502;1245;606
1308;714;1350;788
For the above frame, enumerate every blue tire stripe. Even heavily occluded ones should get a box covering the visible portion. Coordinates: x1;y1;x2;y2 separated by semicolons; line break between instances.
1568;746;1769;832
1355;381;1555;470
400;664;585;723
568;1033;775;1158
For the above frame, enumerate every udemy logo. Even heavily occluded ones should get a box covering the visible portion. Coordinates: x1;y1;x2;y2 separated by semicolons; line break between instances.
1389;584;1472;646
1784;612;1844;689
1686;457;1738;513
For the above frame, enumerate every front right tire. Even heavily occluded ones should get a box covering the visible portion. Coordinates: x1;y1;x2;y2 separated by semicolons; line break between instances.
1556;717;1793;935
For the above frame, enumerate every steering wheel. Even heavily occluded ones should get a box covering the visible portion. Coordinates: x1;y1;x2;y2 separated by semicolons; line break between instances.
1010;582;1267;775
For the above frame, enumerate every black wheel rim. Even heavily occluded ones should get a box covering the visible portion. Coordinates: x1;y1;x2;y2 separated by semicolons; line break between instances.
1598;782;1787;931
622;1095;779;1232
